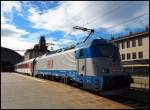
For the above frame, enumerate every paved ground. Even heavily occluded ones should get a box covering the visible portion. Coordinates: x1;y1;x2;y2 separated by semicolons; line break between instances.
1;72;133;109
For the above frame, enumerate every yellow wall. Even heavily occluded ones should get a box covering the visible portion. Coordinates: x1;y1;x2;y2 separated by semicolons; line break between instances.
116;34;149;61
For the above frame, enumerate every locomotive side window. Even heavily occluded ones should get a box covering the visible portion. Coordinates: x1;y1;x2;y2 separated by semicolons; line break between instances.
79;49;84;57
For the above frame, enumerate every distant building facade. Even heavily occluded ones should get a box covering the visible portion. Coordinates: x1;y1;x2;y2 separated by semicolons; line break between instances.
111;28;149;76
24;36;50;61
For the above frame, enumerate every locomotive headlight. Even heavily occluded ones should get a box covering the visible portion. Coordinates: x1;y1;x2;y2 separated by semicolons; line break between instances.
101;68;109;73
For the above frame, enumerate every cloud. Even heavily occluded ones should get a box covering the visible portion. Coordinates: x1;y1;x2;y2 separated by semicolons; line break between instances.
1;1;22;13
46;37;76;51
1;1;23;23
1;1;149;55
27;1;149;34
1;37;35;55
1;24;29;37
27;1;89;32
1;23;33;55
46;40;60;51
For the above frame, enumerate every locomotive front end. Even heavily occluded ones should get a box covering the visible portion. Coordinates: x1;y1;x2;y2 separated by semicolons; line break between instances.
75;38;133;96
91;39;132;95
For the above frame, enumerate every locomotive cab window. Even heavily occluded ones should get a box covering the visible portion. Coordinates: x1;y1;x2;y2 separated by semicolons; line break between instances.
98;44;119;58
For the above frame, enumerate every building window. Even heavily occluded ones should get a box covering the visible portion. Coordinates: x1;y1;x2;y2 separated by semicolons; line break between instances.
132;52;136;59
117;43;120;49
138;38;142;46
127;53;131;60
132;40;136;47
122;42;125;49
122;54;125;60
127;41;130;48
138;52;143;59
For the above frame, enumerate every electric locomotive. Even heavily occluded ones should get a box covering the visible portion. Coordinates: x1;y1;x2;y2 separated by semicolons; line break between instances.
15;27;132;95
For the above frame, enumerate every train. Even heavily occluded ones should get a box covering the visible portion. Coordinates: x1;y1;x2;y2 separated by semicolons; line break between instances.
15;28;132;96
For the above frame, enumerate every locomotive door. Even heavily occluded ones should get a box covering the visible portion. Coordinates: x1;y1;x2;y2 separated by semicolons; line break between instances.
32;58;37;76
77;59;86;76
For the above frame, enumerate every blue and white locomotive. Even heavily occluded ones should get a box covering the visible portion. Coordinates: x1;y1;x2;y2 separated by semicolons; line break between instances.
15;27;132;95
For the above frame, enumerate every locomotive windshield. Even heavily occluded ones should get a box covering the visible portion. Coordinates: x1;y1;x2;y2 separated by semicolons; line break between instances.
99;44;119;58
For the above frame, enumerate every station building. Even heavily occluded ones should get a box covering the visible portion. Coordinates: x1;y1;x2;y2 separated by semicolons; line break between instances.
111;28;149;76
24;36;50;61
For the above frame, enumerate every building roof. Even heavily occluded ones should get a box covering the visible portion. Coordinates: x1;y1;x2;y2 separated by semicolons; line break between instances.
1;47;23;64
111;29;149;42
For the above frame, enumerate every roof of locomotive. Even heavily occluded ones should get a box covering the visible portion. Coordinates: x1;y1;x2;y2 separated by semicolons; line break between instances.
75;37;109;49
16;37;110;64
36;48;76;60
15;58;35;65
36;37;110;60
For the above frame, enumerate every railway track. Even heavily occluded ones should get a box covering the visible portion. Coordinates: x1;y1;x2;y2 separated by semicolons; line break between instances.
106;88;149;109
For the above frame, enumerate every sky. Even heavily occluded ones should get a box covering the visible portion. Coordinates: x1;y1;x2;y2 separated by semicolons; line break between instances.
1;1;149;56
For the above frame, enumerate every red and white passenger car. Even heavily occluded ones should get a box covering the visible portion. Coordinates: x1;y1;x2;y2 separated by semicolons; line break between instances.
15;58;34;76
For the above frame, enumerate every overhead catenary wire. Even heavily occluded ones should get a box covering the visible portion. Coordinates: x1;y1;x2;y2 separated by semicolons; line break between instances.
46;2;149;40
81;1;149;33
13;2;149;54
67;2;132;44
66;1;148;36
66;1;131;37
101;13;149;39
34;2;150;47
62;2;93;39
128;18;146;29
66;2;149;45
83;1;131;27
105;13;149;30
136;17;149;27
